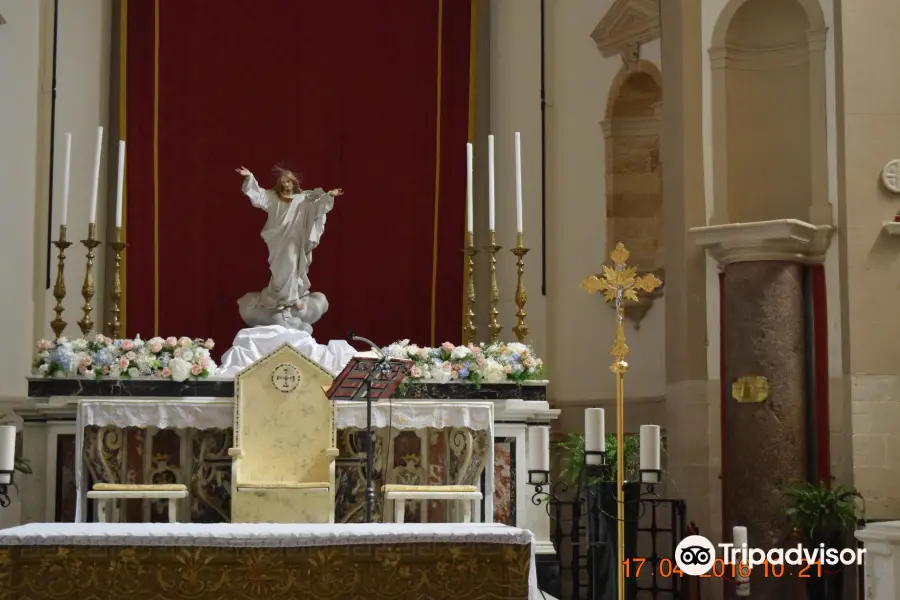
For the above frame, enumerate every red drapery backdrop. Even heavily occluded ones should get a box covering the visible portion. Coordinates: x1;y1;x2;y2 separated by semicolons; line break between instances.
124;0;471;354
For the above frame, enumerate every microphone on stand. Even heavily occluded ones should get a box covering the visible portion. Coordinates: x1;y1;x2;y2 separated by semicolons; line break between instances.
347;330;385;359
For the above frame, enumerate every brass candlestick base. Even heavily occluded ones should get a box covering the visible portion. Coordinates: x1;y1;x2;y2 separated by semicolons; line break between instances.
510;232;530;343
107;227;126;339
77;222;102;336
484;230;502;343
50;225;73;340
462;232;479;344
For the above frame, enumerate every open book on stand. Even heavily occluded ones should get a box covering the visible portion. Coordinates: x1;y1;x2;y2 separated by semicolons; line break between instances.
324;351;413;400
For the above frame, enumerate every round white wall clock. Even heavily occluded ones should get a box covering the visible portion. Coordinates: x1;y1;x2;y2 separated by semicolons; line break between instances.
881;160;900;193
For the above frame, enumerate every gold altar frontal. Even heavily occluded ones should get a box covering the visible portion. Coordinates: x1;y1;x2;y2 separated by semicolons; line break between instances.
0;524;533;600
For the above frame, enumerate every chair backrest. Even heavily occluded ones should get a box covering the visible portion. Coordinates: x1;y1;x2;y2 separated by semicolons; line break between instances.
233;344;335;484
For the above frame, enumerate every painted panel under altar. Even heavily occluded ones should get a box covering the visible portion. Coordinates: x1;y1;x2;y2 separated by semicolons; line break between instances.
0;522;538;600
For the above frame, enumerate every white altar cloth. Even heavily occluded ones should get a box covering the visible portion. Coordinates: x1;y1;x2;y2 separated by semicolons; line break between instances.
0;522;539;598
74;399;494;524
217;325;357;377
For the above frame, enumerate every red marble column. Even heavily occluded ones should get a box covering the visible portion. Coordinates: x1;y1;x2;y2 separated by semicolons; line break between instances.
722;261;806;600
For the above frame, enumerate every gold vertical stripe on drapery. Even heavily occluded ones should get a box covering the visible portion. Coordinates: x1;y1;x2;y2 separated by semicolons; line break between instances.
462;0;478;344
119;0;128;336
152;0;160;336
429;0;445;347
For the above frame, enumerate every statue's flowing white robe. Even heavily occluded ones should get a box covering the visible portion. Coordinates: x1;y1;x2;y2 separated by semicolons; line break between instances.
241;174;334;309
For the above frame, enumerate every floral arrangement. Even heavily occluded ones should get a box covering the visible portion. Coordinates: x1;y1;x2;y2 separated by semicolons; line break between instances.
382;340;545;384
33;334;218;382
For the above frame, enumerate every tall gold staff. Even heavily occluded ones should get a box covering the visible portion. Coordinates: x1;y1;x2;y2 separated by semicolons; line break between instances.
581;243;662;600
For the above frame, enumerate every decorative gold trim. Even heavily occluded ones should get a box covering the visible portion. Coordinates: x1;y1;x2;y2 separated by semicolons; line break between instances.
591;0;660;58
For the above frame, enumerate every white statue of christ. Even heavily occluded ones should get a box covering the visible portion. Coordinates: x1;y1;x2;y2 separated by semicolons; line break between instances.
234;165;344;332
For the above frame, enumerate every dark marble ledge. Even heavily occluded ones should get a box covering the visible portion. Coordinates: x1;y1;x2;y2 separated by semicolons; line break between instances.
26;376;548;401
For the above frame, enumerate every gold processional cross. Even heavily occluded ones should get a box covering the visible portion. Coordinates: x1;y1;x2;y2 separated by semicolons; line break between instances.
580;242;662;600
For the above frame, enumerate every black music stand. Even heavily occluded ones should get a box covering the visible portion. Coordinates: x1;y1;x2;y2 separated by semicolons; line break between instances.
325;347;411;523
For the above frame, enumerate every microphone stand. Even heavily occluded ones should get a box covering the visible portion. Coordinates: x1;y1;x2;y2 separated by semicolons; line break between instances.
348;332;389;524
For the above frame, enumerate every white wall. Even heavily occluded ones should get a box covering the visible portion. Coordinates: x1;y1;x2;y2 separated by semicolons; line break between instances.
544;0;665;403
0;0;110;402
0;0;43;401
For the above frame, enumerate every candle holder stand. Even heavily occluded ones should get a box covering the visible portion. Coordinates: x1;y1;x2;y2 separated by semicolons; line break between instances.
485;230;502;343
77;223;102;336
462;232;479;344
0;469;14;508
50;225;73;340
510;233;530;342
107;227;127;339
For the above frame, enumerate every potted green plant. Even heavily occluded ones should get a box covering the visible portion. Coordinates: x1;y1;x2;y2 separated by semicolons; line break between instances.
783;481;864;600
556;432;648;600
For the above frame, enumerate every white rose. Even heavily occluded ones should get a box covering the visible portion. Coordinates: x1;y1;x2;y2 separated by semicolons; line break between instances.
169;357;191;382
38;363;49;374
451;346;471;360
109;366;121;378
181;349;194;362
128;367;140;378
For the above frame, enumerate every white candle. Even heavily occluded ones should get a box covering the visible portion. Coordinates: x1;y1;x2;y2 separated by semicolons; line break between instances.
0;425;15;485
466;143;474;233
733;526;748;551
488;134;496;230
584;408;606;465
61;132;72;227
89;126;103;224
639;424;661;471
115;140;125;228
528;426;550;472
514;131;523;233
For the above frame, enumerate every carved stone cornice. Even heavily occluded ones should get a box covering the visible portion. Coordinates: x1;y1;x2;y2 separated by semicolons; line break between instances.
689;219;834;267
591;0;660;59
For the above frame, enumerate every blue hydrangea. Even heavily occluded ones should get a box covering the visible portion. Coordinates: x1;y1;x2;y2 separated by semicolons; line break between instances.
49;346;77;373
458;365;469;379
91;348;115;368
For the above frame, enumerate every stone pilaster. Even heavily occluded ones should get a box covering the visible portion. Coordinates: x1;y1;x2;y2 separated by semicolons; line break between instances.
691;219;833;600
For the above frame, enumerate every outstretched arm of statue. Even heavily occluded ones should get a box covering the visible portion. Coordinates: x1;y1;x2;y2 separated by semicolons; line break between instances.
235;166;270;210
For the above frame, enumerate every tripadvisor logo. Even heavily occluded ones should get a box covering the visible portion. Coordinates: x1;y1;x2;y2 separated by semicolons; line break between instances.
675;535;865;577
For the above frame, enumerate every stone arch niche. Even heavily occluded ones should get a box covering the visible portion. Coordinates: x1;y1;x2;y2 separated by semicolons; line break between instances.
602;61;664;327
710;0;830;227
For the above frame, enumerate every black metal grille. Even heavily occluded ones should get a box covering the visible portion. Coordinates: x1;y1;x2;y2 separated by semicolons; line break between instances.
544;482;690;600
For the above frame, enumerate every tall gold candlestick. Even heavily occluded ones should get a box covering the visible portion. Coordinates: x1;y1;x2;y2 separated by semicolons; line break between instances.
581;243;662;600
462;231;479;344
50;225;73;340
484;230;502;343
107;227;126;339
77;222;102;336
510;232;530;343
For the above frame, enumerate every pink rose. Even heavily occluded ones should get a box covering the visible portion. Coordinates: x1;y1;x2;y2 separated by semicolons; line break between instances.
102;366;110;375
165;336;177;347
410;365;422;378
203;339;215;350
121;339;134;351
173;348;182;358
125;351;137;361
441;342;454;352
161;367;172;378
199;357;210;369
118;358;129;369
78;364;88;375
191;363;202;376
476;356;485;365
178;336;192;347
37;339;53;350
79;356;92;367
148;340;163;353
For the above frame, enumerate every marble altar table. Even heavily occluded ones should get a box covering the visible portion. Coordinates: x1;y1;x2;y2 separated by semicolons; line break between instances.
0;522;538;600
14;377;558;585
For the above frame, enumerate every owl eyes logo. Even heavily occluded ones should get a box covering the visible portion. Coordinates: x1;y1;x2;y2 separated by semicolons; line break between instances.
675;535;717;576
